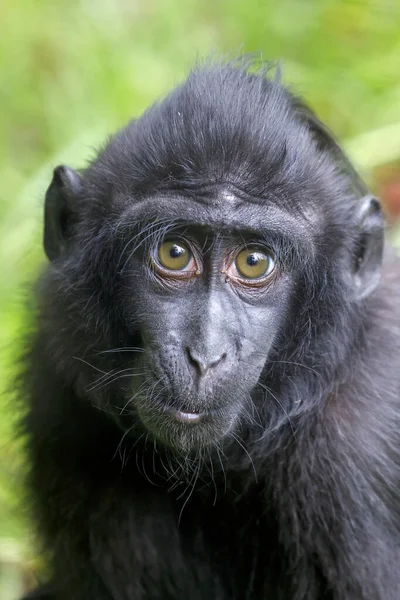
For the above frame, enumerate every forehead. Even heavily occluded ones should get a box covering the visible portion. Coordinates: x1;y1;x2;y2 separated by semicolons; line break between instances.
117;185;320;247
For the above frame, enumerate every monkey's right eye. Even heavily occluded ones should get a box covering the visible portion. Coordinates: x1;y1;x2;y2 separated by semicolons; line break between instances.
156;240;197;273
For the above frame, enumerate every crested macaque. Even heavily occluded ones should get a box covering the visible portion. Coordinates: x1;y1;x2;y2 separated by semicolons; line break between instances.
21;60;400;600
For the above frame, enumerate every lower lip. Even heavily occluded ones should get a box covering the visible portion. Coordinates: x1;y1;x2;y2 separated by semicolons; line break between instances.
171;410;205;424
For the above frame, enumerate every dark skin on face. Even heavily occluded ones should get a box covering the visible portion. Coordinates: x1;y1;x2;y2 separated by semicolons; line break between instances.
21;62;400;600
120;195;296;453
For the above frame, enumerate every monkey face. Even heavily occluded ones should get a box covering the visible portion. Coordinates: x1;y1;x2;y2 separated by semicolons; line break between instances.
113;199;299;452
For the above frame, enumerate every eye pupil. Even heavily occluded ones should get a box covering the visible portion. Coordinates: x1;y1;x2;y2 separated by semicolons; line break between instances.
170;245;185;259
247;254;258;267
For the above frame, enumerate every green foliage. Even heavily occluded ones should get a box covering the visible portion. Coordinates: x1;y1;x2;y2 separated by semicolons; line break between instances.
1;1;400;597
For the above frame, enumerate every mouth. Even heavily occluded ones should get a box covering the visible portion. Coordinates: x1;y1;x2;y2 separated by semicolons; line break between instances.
166;407;206;424
135;398;236;452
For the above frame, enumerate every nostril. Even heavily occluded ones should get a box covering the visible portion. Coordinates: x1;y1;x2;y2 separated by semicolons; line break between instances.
186;347;203;376
212;352;227;369
185;347;227;377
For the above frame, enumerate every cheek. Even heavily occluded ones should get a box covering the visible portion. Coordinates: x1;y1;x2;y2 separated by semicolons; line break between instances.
235;306;287;383
243;306;283;352
238;338;273;388
132;289;184;342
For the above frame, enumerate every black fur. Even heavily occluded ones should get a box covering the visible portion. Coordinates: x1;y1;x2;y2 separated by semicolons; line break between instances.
21;60;400;600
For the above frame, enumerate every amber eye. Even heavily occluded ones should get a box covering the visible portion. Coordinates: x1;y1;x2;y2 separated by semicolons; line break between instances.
157;240;192;271
235;248;275;279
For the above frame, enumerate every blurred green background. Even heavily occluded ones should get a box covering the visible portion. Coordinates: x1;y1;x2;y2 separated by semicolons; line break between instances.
1;0;400;598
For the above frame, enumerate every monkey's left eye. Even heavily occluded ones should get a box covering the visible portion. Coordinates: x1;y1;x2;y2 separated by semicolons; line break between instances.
156;240;196;272
233;248;275;280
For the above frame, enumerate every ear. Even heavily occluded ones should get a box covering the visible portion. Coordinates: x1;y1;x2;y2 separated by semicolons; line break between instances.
44;165;83;261
352;194;384;301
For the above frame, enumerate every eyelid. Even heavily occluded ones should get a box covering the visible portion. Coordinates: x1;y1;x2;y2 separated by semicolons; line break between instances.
151;257;201;281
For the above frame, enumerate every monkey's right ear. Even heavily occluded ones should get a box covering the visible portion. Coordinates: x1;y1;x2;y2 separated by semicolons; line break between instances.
44;165;83;261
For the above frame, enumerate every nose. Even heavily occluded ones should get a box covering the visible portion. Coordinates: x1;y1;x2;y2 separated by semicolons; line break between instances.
185;347;227;378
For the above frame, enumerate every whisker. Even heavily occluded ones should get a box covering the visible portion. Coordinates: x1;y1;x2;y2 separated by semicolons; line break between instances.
113;426;135;464
96;347;145;355
87;368;146;393
72;356;108;374
258;382;297;439
215;443;227;495
230;431;258;483
177;457;202;525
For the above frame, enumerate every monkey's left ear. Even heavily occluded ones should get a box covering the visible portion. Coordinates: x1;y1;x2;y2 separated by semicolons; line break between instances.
44;165;83;261
352;194;384;300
